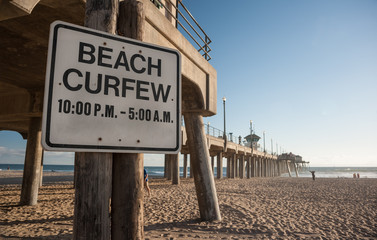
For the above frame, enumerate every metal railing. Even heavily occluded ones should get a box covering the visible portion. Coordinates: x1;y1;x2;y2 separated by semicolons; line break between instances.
204;123;280;155
151;0;212;61
204;124;243;146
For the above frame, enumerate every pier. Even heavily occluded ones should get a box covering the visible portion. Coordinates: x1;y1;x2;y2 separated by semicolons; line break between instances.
0;0;307;238
162;124;309;183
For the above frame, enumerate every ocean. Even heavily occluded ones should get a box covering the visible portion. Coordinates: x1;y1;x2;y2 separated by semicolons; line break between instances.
1;164;376;179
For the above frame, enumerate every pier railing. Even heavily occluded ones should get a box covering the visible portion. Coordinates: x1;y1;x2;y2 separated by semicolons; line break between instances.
151;0;212;61
203;123;278;155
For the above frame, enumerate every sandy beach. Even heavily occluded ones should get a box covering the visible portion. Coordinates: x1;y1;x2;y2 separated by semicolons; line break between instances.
0;171;376;239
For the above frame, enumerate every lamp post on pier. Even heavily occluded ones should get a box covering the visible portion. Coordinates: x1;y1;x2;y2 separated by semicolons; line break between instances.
222;97;227;141
249;120;253;150
263;131;266;153
271;139;273;155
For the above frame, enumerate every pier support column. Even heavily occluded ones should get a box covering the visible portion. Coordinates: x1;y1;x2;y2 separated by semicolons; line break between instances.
264;158;267;177
74;153;113;239
211;155;215;177
112;153;143;239
258;157;262;177
286;161;292;177
184;113;221;221
246;156;250;179
226;156;230;178
230;154;235;178
251;156;254;177
170;154;180;185
39;150;44;187
217;152;223;179
183;154;188;178
166;154;172;180
190;156;193;178
294;162;299;177
239;155;245;179
277;160;281;176
20;117;43;206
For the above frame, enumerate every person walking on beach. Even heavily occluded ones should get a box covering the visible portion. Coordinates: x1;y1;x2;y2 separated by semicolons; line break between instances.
144;168;151;196
309;171;315;181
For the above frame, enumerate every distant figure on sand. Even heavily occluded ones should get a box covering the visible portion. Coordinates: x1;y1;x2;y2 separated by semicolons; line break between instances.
309;171;315;181
353;173;356;178
144;168;151;196
357;173;360;178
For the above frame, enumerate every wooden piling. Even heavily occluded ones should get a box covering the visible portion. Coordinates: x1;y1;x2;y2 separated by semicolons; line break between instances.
74;0;117;239
39;150;44;187
74;153;113;240
184;112;221;221
211;155;215;177
216;152;223;179
226;156;230;178
170;154;180;185
20;117;43;206
164;156;168;178
294;162;299;177
112;153;144;239
183;154;188;178
286;160;292;177
230;154;235;178
166;154;172;180
239;155;245;179
250;156;255;177
189;156;193;178
112;1;146;238
246;156;250;178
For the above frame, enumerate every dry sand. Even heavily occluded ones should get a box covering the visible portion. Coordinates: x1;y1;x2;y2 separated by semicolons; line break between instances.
0;171;376;239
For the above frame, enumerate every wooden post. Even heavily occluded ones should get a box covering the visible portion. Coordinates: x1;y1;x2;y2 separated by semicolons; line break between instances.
74;153;113;239
170;154;180;185
39;150;44;187
294;162;299;177
111;1;146;238
239;155;244;179
254;157;258;177
20;117;43;206
183;154;188;178
74;0;117;239
211;155;215;177
250;156;255;177
184;113;221;221
189;156;193;178
112;153;144;239
226;156;230;178
164;155;168;178
230;154;235;178
216;152;223;179
263;158;267;177
245;156;250;178
259;157;262;177
166;154;172;180
277;160;281;176
286;161;292;177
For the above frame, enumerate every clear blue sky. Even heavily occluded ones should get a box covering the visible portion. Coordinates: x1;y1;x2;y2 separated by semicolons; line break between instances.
0;0;376;167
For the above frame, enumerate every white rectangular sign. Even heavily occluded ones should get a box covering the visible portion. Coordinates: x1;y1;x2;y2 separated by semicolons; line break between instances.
42;21;181;153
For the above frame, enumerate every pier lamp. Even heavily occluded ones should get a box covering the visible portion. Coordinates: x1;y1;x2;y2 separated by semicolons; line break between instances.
271;139;273;155
263;131;266;153
222;97;226;141
250;120;253;149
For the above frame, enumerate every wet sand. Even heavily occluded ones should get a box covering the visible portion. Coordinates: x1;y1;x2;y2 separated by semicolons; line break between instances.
0;171;376;239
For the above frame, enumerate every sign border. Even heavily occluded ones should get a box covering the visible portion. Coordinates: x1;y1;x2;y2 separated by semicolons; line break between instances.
42;21;181;153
